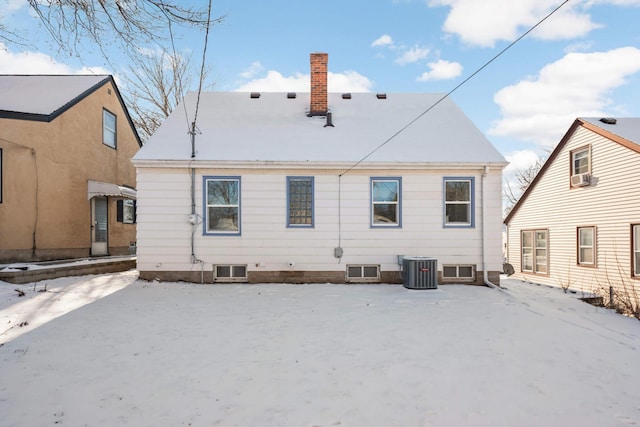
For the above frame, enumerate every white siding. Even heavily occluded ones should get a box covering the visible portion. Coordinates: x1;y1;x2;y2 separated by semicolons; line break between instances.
137;166;504;278
507;125;640;295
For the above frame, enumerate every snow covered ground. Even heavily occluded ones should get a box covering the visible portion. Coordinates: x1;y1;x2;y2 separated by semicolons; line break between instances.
1;272;639;427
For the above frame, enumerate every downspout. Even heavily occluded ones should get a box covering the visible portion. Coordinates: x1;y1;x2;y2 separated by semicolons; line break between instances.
482;165;499;289
189;121;204;283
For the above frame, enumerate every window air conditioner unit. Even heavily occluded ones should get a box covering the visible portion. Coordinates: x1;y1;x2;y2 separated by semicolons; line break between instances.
571;173;591;187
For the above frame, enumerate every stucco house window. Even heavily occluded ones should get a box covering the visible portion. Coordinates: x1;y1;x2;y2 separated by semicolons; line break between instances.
443;177;474;227
371;177;401;227
577;226;596;266
522;229;548;274
287;176;314;227
0;147;3;203
103;109;117;148
633;224;640;278
204;176;240;235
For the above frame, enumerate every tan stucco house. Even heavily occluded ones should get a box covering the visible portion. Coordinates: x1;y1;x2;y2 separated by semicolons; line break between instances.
0;75;141;262
504;117;640;299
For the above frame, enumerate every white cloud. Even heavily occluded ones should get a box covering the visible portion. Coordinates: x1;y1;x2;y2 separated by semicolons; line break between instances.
417;59;462;81
371;34;394;48
490;47;640;148
235;70;373;93
395;45;430;65
0;43;109;74
239;61;264;79
0;0;27;13
428;0;600;47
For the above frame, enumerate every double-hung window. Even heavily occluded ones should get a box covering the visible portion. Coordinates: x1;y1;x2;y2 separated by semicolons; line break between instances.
444;177;474;227
204;176;240;235
287;177;314;227
577;226;596;266
521;229;548;274
570;145;591;187
371;177;401;227
103;109;117;148
633;225;640;278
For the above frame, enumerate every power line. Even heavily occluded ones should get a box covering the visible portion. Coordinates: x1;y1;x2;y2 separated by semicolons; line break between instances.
339;0;570;177
192;0;213;129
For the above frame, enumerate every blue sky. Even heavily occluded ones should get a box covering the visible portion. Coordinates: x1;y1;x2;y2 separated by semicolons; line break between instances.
2;0;640;190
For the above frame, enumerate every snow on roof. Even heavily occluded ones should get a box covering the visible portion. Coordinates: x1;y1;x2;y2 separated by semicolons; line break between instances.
0;74;110;117
581;117;640;146
134;92;507;166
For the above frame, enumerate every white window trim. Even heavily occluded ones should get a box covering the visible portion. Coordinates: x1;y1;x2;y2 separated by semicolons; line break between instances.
442;264;476;282
346;264;380;283
571;146;591;176
213;264;248;283
203;176;241;236
103;108;117;148
522;229;548;275
370;177;402;228
577;226;596;266
443;177;474;228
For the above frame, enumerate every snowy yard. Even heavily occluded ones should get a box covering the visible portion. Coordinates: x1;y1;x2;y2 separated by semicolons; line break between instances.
1;272;639;427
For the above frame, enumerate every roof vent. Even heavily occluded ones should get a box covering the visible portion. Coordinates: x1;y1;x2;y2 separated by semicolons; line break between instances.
599;117;616;125
287;92;296;99
324;111;334;128
342;93;352;99
376;93;387;99
250;92;260;99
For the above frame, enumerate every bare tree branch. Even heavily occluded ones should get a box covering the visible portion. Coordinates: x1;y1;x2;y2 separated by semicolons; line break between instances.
25;0;224;58
121;49;210;142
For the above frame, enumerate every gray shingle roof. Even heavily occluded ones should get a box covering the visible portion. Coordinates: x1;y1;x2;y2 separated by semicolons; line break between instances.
581;117;640;146
0;75;110;119
134;92;507;165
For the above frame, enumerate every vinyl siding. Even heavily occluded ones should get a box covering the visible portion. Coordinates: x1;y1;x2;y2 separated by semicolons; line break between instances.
507;125;640;294
137;166;503;278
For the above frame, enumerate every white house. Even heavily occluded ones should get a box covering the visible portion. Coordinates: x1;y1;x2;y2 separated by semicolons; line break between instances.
132;53;507;285
504;117;640;298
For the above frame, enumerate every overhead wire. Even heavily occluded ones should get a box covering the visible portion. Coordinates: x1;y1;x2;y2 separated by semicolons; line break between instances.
339;0;570;177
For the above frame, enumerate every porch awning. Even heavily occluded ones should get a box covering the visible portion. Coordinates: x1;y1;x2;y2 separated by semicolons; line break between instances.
87;180;137;200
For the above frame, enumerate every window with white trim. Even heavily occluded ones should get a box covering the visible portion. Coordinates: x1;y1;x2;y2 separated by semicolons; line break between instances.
103;109;117;148
571;146;590;175
287;176;314;227
444;178;474;227
214;265;247;282
633;224;640;278
442;265;475;281
522;229;548;274
371;177;401;227
347;265;380;282
577;226;595;266
204;177;240;235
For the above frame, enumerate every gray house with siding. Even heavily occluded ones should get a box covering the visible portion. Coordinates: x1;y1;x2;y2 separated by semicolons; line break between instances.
132;53;507;285
505;117;640;297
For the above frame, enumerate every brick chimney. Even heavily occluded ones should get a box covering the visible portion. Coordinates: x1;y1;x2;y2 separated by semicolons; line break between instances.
309;52;328;116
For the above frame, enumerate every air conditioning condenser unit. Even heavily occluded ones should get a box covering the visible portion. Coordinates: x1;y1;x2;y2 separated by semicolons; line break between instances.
402;257;438;289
